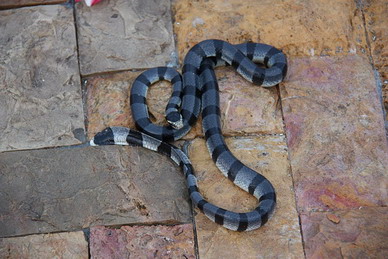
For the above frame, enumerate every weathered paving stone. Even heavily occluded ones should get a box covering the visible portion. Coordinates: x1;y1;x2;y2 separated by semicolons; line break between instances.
0;0;66;9
301;207;388;258
0;231;88;259
173;0;367;62
90;224;195;258
0;146;190;237
217;67;283;135
281;55;388;212
75;0;176;75
85;70;191;139
86;67;282;140
0;5;85;152
188;137;304;259
363;0;388;126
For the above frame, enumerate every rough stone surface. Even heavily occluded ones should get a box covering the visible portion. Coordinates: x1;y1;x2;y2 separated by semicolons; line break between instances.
301;207;388;259
281;55;388;212
90;224;195;258
0;5;85;152
86;67;282;140
75;0;176;75
188;137;304;259
0;231;88;259
85;70;186;139
0;0;66;9
173;0;367;62
0;146;190;237
363;0;388;127
216;67;283;135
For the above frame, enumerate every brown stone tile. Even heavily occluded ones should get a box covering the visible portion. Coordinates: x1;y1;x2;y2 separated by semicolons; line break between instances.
0;146;190;237
75;0;176;75
86;71;139;138
0;5;85;152
173;0;367;62
301;207;388;259
188;137;304;258
0;231;88;259
90;224;195;258
216;67;284;135
0;0;66;9
85;70;202;139
281;55;388;212
363;0;388;127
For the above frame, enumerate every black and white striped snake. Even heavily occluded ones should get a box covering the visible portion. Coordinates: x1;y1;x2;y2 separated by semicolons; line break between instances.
90;39;287;231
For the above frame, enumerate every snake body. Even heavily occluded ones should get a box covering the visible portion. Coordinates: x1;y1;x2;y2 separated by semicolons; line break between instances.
90;39;287;231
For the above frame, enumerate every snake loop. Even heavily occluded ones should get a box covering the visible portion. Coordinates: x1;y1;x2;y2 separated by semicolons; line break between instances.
91;39;287;231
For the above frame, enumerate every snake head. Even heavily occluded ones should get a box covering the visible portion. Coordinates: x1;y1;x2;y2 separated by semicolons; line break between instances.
166;113;184;129
90;127;115;146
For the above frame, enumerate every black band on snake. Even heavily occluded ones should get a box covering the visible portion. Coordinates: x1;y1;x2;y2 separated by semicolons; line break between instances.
90;39;287;231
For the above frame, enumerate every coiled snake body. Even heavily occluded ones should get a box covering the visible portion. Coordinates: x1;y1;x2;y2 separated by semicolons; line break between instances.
90;39;287;231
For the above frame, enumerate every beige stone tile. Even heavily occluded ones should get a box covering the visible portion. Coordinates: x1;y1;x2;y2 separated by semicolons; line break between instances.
363;0;388;127
281;55;388;212
0;231;88;259
216;67;284;135
188;137;303;259
173;0;367;61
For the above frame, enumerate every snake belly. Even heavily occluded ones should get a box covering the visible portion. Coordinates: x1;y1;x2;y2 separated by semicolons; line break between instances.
91;39;287;231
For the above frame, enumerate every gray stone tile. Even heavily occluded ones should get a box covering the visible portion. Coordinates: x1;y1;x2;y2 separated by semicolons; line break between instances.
0;145;191;237
75;0;176;75
0;0;67;10
0;5;85;152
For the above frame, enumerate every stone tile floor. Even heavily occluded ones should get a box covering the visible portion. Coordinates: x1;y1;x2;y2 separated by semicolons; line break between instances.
0;0;387;258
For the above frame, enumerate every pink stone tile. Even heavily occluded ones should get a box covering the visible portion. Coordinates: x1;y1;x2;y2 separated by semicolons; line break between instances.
90;224;195;259
281;55;388;212
301;207;388;258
